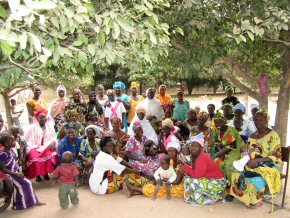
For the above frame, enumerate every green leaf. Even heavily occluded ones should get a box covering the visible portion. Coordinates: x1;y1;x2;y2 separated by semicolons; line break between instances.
254;17;262;24
233;25;240;35
31;0;57;10
57;46;73;57
78;51;87;63
98;29;106;46
149;32;157;45
0;41;14;55
112;22;120;39
52;51;60;65
117;19;134;33
29;33;42;52
83;3;95;12
60;15;68;28
19;32;27;49
39;55;48;63
282;23;288;31
175;27;184;36
87;44;96;56
247;31;254;41
241;20;250;31
0;5;8;18
50;17;60;29
72;41;83;46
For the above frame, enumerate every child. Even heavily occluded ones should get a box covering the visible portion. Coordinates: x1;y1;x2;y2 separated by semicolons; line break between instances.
10;99;24;135
144;140;158;156
53;151;79;209
152;155;177;200
179;145;191;165
0;132;44;210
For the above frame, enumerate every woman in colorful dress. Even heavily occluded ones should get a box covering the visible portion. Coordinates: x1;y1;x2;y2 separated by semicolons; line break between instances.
26;84;48;124
124;141;184;198
206;104;216;128
229;109;282;208
128;82;144;125
25;109;58;182
212;112;244;201
0;133;45;210
65;89;87;124
96;84;108;111
222;103;235;123
184;108;198;132
159;118;180;152
50;85;68;131
190;112;214;156
172;88;190;122
125;121;159;178
181;138;227;205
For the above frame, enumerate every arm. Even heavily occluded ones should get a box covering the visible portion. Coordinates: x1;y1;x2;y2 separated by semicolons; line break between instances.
168;170;177;183
120;159;133;169
1;161;24;178
122;167;140;175
171;171;183;185
125;151;147;163
119;99;131;110
213;147;231;159
26;103;34;124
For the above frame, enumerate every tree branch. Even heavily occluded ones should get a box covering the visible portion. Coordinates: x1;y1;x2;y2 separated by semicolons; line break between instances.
262;37;290;47
0;64;14;71
8;87;28;98
170;39;189;54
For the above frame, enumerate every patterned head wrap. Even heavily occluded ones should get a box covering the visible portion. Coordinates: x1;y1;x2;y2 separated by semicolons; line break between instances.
167;141;181;152
113;81;126;90
57;85;66;96
213;111;226;122
130;82;140;90
133;120;143;132
66;109;78;120
146;88;156;96
226;86;234;92
256;108;270;123
35;108;48;119
233;103;246;113
136;107;146;115
197;111;209;120
162;118;174;129
222;103;234;111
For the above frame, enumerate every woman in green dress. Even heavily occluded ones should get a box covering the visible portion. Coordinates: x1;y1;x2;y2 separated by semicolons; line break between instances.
172;88;190;122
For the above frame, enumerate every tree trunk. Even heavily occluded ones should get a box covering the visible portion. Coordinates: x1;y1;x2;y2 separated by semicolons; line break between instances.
186;80;194;95
2;93;13;128
274;48;290;147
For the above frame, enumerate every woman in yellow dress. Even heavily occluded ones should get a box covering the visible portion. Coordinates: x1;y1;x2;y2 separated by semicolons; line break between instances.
128;82;144;125
26;84;47;124
229;109;282;208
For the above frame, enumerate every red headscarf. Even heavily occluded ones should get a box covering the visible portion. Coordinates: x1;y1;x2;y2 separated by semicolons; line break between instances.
35;108;48;119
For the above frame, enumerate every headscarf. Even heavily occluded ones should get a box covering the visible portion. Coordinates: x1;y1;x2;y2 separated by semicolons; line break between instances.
226;86;234;92
222;103;234;111
35;108;48;119
130;82;140;90
50;85;67;118
146;88;156;96
167;141;181;152
156;85;172;106
65;109;78;120
189;137;205;148
113;81;126;90
197;111;209;120
256;108;270;123
213;111;226;122
234;103;246;113
162;118;174;129
132;120;142;132
250;104;259;110
136;107;146;115
85;124;102;138
176;87;185;94
57;85;66;96
106;89;115;95
188;108;197;115
173;126;180;134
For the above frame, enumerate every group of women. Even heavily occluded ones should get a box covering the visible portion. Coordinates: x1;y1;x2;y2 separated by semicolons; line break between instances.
0;82;283;211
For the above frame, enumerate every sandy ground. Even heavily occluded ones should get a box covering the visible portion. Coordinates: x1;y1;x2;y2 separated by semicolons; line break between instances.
1;93;290;218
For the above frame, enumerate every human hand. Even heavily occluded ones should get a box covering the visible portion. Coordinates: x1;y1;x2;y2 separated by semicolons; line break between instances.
16;172;25;179
117;98;123;103
121;123;125;129
140;159;148;164
165;181;171;186
247;159;259;168
146;115;155;121
50;141;56;151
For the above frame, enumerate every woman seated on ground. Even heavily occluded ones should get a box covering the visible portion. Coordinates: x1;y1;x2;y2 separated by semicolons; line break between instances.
172;88;190;122
124;141;184;198
106;117;130;158
25;109;58;182
181;138;227;205
159;118;180;153
222;103;235;123
184;108;198;132
89;136;142;195
190;112;214;157
125;121;159;178
229;109;282;209
128;107;158;145
212;112;244;201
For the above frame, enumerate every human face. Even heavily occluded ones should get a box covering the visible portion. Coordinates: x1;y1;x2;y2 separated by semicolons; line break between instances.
197;116;207;127
103;140;114;154
160;87;166;96
234;118;243;131
167;147;177;160
226;89;233;97
33;87;42;98
5;137;16;149
223;105;232;117
137;112;145;120
160;159;169;170
98;87;104;96
234;109;244;120
195;106;200;114
131;87;138;95
69;114;78;123
112;119;121;131
182;147;190;156
147;90;155;99
108;93;115;102
87;128;96;140
207;105;215;115
89;93;96;103
254;113;267;130
10;100;16;106
37;114;47;126
134;127;143;138
214;118;226;130
190;142;202;157
115;87;121;96
188;111;197;120
58;90;65;98
251;108;258;117
11;128;19;138
67;129;76;140
177;92;183;101
73;91;81;102
161;126;171;137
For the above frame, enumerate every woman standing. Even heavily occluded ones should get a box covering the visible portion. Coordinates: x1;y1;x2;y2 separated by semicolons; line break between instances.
96;85;108;110
25;109;58;182
26;84;47;124
181;138;227;205
172;89;190;122
156;85;172;108
206;104;216;128
50;85;68;131
65;89;87;124
229;109;282;208
128;82;144;125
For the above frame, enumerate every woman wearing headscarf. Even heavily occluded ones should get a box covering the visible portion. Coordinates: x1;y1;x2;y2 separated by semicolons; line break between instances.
229;109;282;208
172;88;190;122
24;109;58;182
123;141;184;198
26;84;48;124
128;107;158;145
50;85;68;131
184;108;198;132
180;138;227;205
125;121;159;178
222;86;240;106
136;88;164;134
156;85;172;107
222;103;235;123
65;88;87;124
159;118;180;153
128;82;144;125
228;103;256;143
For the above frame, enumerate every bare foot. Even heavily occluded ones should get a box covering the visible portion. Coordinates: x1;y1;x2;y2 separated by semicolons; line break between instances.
151;195;157;201
248;202;262;209
36;202;46;207
123;182;132;198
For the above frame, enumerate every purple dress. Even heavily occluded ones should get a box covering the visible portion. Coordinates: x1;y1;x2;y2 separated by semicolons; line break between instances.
0;150;38;210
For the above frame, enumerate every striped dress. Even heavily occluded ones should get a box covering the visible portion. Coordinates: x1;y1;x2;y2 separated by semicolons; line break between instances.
0;150;39;210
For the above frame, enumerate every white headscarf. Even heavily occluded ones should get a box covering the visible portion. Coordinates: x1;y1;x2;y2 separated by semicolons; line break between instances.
167;141;181;152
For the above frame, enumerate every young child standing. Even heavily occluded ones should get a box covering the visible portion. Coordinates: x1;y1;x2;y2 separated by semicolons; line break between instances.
0;132;44;210
152;155;177;200
53;151;79;209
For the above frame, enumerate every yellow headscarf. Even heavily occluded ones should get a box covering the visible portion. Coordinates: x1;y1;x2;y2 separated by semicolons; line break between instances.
130;82;140;90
